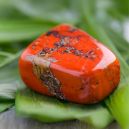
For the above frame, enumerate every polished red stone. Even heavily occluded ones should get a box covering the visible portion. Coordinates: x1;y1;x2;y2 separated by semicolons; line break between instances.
19;24;120;104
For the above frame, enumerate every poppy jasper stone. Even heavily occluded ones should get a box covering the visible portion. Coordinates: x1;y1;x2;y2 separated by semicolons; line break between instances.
19;24;120;104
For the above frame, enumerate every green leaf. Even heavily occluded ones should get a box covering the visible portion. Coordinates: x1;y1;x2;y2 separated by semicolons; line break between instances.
0;51;20;68
0;52;24;112
10;0;81;24
105;28;129;61
112;0;129;16
106;86;129;129
0;101;13;112
0;53;24;101
0;51;13;65
16;89;113;129
0;51;14;57
0;20;55;43
0;0;28;20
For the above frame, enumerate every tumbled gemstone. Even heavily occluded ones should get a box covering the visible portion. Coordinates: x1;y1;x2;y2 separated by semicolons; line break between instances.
19;24;120;104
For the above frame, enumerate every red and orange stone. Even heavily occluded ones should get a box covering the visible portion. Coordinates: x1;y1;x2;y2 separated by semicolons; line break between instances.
19;24;120;104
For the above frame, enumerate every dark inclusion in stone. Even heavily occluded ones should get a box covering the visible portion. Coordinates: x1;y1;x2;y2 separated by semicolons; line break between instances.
54;42;61;47
46;29;82;40
63;46;96;59
40;68;64;100
39;48;51;56
32;55;64;100
46;30;63;38
46;30;58;36
84;50;96;59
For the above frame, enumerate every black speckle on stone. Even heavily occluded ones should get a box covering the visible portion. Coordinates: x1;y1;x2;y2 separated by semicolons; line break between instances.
84;50;96;59
63;49;71;54
50;48;55;51
46;30;61;38
54;42;61;47
39;47;51;56
46;31;57;36
73;49;83;56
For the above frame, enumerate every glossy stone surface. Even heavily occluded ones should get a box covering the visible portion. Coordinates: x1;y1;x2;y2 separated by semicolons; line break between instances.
19;24;120;104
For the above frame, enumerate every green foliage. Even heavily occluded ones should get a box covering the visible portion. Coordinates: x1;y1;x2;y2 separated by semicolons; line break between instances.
0;53;24;112
0;20;55;43
106;85;129;129
0;102;13;112
10;0;81;24
16;89;113;129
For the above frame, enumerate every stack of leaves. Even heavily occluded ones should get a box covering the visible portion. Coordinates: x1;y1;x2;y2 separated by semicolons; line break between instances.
0;0;129;129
